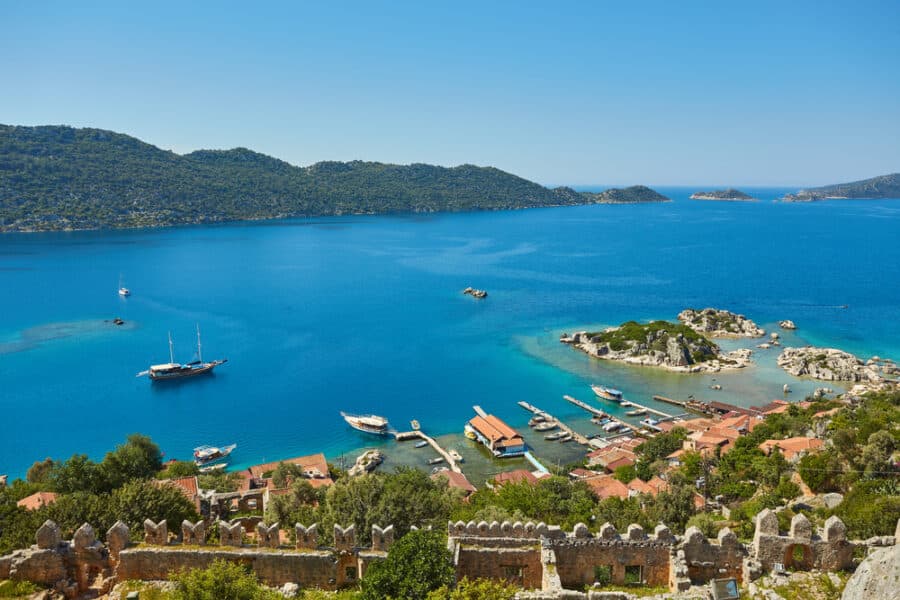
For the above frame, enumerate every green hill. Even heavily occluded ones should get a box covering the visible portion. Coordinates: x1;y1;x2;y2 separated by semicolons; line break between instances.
0;125;665;232
782;173;900;202
584;185;670;204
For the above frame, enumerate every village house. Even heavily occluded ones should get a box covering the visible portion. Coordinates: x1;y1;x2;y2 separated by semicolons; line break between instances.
431;469;477;498
759;437;824;462
466;413;526;457
16;492;57;511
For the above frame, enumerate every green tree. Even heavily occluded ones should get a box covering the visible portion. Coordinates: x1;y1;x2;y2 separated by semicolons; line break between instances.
361;530;454;600
159;461;201;480
271;462;305;489
860;430;896;475
426;577;517;600
26;458;56;485
170;559;282;600
102;434;164;490
111;479;199;535
49;454;104;495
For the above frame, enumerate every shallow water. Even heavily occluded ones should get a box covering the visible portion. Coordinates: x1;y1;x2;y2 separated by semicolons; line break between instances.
1;187;898;482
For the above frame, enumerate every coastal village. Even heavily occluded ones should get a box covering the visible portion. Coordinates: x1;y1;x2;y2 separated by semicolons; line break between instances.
1;308;897;600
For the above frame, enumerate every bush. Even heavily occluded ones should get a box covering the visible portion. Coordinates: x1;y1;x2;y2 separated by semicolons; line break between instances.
361;530;454;600
170;559;282;600
426;577;517;600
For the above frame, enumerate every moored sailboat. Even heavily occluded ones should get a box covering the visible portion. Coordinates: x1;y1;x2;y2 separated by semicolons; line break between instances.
137;326;227;381
341;411;390;435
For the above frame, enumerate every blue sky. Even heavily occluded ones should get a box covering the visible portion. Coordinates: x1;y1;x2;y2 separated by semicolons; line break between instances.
2;1;898;186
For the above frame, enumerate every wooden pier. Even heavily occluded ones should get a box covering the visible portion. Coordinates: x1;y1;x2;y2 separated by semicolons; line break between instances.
517;400;591;446
620;399;674;419
393;428;462;473
563;395;642;434
652;395;713;415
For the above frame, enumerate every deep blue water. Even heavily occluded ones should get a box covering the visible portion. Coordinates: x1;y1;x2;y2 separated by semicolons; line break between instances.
1;187;899;478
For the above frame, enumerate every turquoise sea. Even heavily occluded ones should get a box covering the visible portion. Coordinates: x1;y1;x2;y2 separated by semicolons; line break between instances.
1;187;899;481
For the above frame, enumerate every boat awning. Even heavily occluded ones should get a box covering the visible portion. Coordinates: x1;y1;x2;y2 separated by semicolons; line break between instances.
150;363;180;371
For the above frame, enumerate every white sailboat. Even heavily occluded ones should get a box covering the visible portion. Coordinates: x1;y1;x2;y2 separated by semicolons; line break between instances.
137;325;227;381
118;275;131;297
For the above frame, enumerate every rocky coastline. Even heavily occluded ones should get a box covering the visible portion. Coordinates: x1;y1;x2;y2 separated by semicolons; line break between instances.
561;320;753;373
677;308;765;338
777;346;899;385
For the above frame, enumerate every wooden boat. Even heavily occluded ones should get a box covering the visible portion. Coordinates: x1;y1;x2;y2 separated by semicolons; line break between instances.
544;431;566;441
533;421;558;432
428;457;444;465
137;326;227;381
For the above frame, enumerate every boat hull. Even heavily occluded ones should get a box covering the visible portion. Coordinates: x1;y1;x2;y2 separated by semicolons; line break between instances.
150;361;226;381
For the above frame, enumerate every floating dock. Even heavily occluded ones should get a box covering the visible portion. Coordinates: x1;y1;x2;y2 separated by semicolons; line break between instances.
393;428;462;473
517;400;591;446
563;395;642;434
652;395;714;415
618;398;673;419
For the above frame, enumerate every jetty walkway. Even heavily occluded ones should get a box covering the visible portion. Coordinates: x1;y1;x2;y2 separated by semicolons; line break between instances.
563;395;642;434
393;429;462;473
516;400;590;446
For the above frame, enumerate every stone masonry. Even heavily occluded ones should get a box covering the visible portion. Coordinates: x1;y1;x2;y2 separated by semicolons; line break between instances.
0;515;894;597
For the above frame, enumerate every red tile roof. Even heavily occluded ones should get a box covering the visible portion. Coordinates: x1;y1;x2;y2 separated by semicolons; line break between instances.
493;470;538;486
469;415;522;444
759;437;824;460
583;475;629;500
248;453;329;479
432;470;477;494
17;491;57;511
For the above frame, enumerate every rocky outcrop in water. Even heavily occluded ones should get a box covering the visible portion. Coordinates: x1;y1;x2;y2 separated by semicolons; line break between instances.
462;287;488;299
678;308;765;338
778;320;797;330
563;321;752;373
777;347;897;383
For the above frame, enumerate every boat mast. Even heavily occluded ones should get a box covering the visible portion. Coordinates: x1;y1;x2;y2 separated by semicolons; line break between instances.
168;332;175;364
196;324;203;363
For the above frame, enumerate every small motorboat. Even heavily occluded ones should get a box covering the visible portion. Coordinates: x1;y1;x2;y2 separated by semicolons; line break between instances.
411;419;421;430
198;463;227;474
428;457;444;465
544;431;566;441
414;440;429;448
557;433;573;443
591;416;609;425
641;418;662;432
533;421;558;432
626;408;647;417
602;421;621;432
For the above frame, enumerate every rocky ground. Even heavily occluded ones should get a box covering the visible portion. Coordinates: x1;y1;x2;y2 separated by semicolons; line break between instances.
747;570;848;600
563;328;753;373
677;308;765;338
777;347;898;383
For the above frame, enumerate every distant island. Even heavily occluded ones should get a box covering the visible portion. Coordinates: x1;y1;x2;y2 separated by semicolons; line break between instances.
585;185;670;204
0;125;669;232
689;188;755;201
781;172;900;202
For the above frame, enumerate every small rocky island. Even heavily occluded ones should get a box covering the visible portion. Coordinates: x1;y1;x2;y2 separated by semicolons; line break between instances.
777;347;898;383
561;319;752;373
689;188;755;201
462;287;488;299
677;307;765;338
584;185;671;204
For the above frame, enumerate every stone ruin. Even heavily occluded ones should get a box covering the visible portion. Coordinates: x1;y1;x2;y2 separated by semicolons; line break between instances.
0;514;895;598
0;519;394;597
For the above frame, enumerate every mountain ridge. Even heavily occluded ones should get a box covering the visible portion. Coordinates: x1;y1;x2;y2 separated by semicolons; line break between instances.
0;124;666;232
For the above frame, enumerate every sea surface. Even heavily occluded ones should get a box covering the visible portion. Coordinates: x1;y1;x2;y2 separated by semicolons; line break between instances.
2;187;899;482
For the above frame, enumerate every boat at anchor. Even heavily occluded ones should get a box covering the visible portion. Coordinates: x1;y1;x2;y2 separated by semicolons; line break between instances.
193;443;236;466
341;411;390;435
591;385;624;403
137;326;227;381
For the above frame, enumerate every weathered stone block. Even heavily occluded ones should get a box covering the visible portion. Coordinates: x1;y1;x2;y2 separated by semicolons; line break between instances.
35;520;60;549
107;521;131;557
573;523;591;538
73;523;96;550
755;509;779;537
790;513;812;542
333;524;356;551
717;527;739;547
143;519;168;546
257;522;280;548
296;523;318;550
654;524;673;542
219;520;243;546
598;522;617;540
371;525;394;552
627;524;645;541
182;520;206;545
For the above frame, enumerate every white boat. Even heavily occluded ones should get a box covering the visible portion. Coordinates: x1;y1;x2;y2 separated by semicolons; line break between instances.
118;275;131;297
137;326;227;381
414;440;429;448
194;443;236;466
198;463;227;474
602;421;622;432
626;408;647;416
641;417;662;431
428;457;444;465
341;411;389;435
591;384;624;403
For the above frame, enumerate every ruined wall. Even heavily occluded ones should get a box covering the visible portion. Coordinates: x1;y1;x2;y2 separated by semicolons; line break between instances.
547;524;674;589
678;526;746;584
116;547;340;589
751;510;854;572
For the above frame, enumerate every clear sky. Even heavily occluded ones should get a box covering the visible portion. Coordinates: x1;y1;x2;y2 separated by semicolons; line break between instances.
2;1;898;186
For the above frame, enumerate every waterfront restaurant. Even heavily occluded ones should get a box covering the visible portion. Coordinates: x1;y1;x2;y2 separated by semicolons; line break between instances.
466;413;526;458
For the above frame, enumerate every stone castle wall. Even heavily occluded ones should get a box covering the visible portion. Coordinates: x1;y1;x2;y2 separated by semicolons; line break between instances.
1;514;893;597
